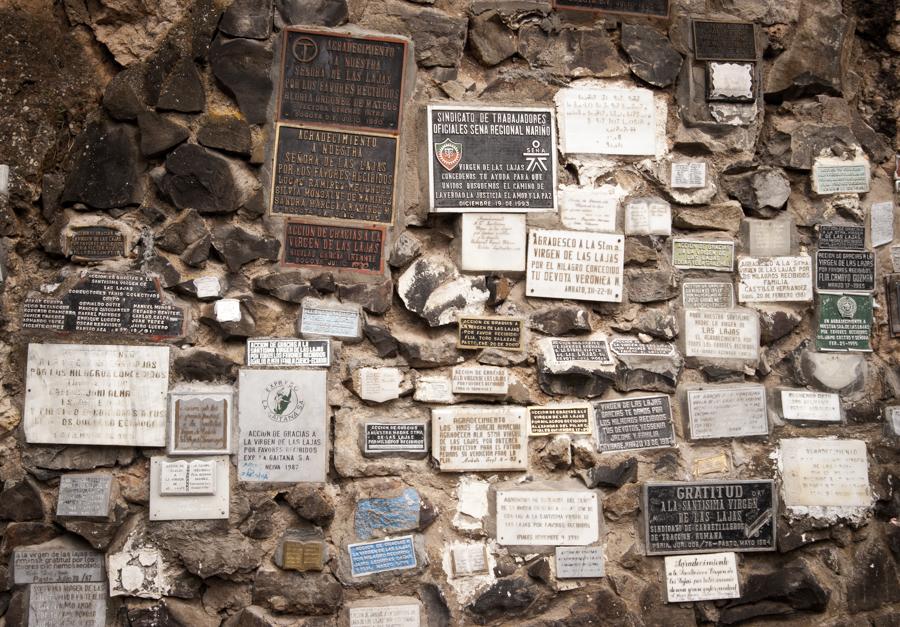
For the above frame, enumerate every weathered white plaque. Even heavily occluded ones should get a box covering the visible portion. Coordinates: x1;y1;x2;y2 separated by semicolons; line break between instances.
671;162;707;189
214;298;241;322
432;406;528;472
150;456;229;521
555;546;604;579
537;335;615;372
193;276;222;299
413;376;454;404
299;302;361;339
708;62;754;101
558;184;621;233
555;86;658;156
460;213;527;272
496;490;600;546
13;540;105;584
624;197;671;236
355;367;403;403
238;369;328;483
888;406;900;436
451;366;509;395
24;343;169;446
812;158;870;195
743;218;793;257
780;438;871;508
526;229;624;302
28;582;106;627
56;474;113;519
451;543;489;576
665;553;740;603
687;385;768;439
168;386;232;455
246;338;331;367
682;282;734;309
781;390;842;423
871;201;894;247
737;256;813;303
672;239;734;271
348;603;421;627
684;309;759;361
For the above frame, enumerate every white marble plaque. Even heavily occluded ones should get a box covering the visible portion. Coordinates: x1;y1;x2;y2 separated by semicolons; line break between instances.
451;543;489;576
672;239;734;271
555;86;658;156
348;604;420;627
812;158;870;194
737;256;813;303
743;218;793;257
780;438;871;508
299;303;361;339
214;298;241;322
671;163;707;189
558;184;622;232
451;366;509;395
871;201;894;247
708;62;754;101
356;367;403;403
496;490;600;546
526;229;624;302
238;369;328;483
193;276;222;299
28;582;106;627
555;546;604;579
888;406;900;436
687;385;768;439
24;343;169;447
682;282;734;309
460;213;527;272
150;456;229;521
684;309;759;361
665;553;740;603
781;390;841;423
624;197;671;236
432;406;528;472
413;376;454;404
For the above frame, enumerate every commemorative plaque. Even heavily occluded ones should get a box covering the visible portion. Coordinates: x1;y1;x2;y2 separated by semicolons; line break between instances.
812;158;870;195
594;395;675;452
348;602;421;627
28;582;107;627
558;185;620;233
643;480;777;555
683;309;759;362
451;366;509;395
451;543;489;576
887;275;900;337
168;386;232;455
364;423;428;455
707;63;754;102
682;282;734;309
278;29;408;133
538;336;615;371
815;293;873;352
672;239;734;271
526;229;624;302
413;376;454;404
428;105;556;212
779;438;871;508
671;163;707;189
459;213;527;272
13;539;104;584
743;218;793;257
56;474;113;519
67;226;126;261
686;385;768;440
692;20;757;61
354;367;403;403
348;535;417;577
665;553;740;603
819;225;865;250
283;220;385;273
623;197;671;236
24;343;169;446
150;456;229;521
272;125;397;223
246;338;331;367
556;86;658;156
528;404;593;436
299;298;362;340
609;338;675;357
780;390;842;423
551;0;668;17
871;201;894;247
496;490;600;546
237;369;328;483
431;406;528;472
555;546;605;579
815;250;875;292
22;272;184;337
457;316;525;351
736;256;813;303
278;537;326;573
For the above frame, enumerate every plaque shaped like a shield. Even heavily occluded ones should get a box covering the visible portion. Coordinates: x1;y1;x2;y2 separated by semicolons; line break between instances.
435;138;462;171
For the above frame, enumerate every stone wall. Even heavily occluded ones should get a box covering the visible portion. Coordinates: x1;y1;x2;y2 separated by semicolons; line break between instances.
1;0;900;625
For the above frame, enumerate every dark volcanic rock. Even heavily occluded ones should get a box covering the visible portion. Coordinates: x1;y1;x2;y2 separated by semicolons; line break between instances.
159;144;240;214
61;121;145;209
276;0;349;27
284;485;335;527
137;111;189;157
847;546;900;613
220;0;273;39
621;24;682;88
338;279;393;315
720;563;829;624
252;569;343;614
364;322;400;358
211;225;280;271
469;578;538;623
578;458;638;489
252;272;320;303
156;209;209;255
626;270;679;304
209;37;273;124
157;57;205;113
0;478;44;521
468;10;517;66
198;115;252;156
103;66;145;121
530;305;592;336
174;349;239;382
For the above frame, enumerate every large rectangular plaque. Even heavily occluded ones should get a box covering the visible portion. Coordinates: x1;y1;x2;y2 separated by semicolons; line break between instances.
271;124;397;223
13;545;104;584
682;282;734;309
594;395;675;452
665;553;740;603
24;343;169;446
672;239;734;271
28;582;106;627
815;250;875;292
527;229;624;302
528;404;593;436
431;406;528;472
496;490;600;546
246;338;331;367
237;369;328;483
278;29;408;134
819;225;865;250
737;256;813;303
428;105;556;212
683;309;759;361
348;535;417;577
643;480;777;555
364;423;428;454
692;20;757;61
283;220;385;273
687;385;768;439
556;86;658;156
551;0;668;17
457;316;525;351
22;273;184;337
780;438;870;508
816;293;873;352
168;387;232;455
56;474;113;519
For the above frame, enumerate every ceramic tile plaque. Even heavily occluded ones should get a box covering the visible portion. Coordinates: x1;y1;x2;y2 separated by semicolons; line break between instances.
432;406;528;472
24;343;169;447
428;105;556;212
526;229;624;302
555;546;605;579
282;220;386;273
348;535;417;577
556;86;658;156
246;338;331;367
528;404;593;436
815;293;872;352
683;309;759;361
780;390;841;423
687;385;768;440
779;438;871;508
594;395;675;452
665;553;740;603
737;256;813;303
496;490;600;546
815;250;875;292
672;239;734;271
682;282;734;309
459;213;527;272
168;386;232;455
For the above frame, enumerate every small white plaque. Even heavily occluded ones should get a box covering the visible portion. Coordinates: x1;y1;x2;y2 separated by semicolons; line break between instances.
193;276;221;299
781;390;841;423
451;544;489;576
451;366;509;395
687;385;768;439
356;368;403;403
496;490;600;546
558;185;621;233
708;62;754;101
780;438;871;508
413;376;454;404
460;213;527;272
150;456;229;521
665;553;740;603
556;86;658;156
432;406;528;472
158;459;216;495
624;197;671;236
891;246;900;273
214;298;241;322
348;604;420;627
737;256;813;303
871;201;894;248
555;546;604;579
671;162;707;189
28;582;106;627
300;304;361;339
684;309;759;361
526;229;624;302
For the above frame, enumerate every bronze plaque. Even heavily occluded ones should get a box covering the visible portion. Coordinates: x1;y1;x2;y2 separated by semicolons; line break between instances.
692;20;757;62
272;124;397;224
279;28;408;134
282;541;324;571
552;0;668;17
282;220;385;273
888;276;900;338
68;226;125;260
457;316;526;351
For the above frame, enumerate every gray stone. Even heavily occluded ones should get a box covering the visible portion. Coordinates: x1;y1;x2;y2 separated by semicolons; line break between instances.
364;322;400;358
800;350;866;394
673;201;744;233
388;231;423;268
529;305;592;336
284;485;335;527
396;330;464;368
156;209;209;255
762;121;859;171
209;36;273;124
757;306;804;344
103;66;146;121
160;144;240;214
338;280;393;315
611;307;678;341
518;26;626;78
201;300;256;339
137;111;189;157
724;168;791;216
155;524;262;579
626;270;678;304
397;256;488;327
577;458;637;489
625;239;659;266
275;0;348;27
369;1;465;68
0;478;44;521
252;568;343;615
468;11;517;66
211;225;280;271
614;351;683;394
22;446;136;475
468;578;540;622
220;0;273;39
173;349;238;382
252;272;320;304
59;502;129;550
157;57;205;113
719;563;828;623
198;115;252;157
621;24;682;88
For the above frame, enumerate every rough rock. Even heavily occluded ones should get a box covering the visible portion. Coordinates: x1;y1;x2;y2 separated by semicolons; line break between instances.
468;578;539;623
198;115;252;157
61;122;145;210
157;57;205;113
518;26;627;78
275;0;349;27
723;168;791;215
468;11;517;67
673;201;744;233
361;1;466;68
211;225;280;271
209;37;273;124
155;525;261;579
156;209;209;255
847;546;900;613
621;24;682;88
626;270;679;304
529;305;592;336
578;458;638;489
388;231;423;268
799;350;866;394
103;67;146;121
220;0;273;40
284;485;336;527
758;306;804;344
159;144;240;214
397;331;464;368
137;111;189;157
398;256;488;326
364;322;400;358
719;563;829;623
0;478;44;521
252;272;320;304
338;280;393;315
252;568;344;615
173;350;238;382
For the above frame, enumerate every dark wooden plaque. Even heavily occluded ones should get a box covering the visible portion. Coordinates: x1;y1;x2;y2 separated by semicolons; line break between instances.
815;250;875;292
692;20;757;61
282;220;385;273
552;0;668;17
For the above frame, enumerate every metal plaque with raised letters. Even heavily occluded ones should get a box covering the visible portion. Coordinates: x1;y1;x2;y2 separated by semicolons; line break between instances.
282;220;385;273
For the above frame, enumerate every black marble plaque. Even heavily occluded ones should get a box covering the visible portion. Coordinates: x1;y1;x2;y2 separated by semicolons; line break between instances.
643;480;776;555
283;220;385;273
692;20;757;61
272;125;397;223
457;316;525;351
815;250;875;292
595;395;675;452
819;225;865;250
552;0;668;16
364;423;427;454
279;29;407;133
428;105;556;212
68;226;125;260
552;339;611;363
22;273;184;337
610;338;675;356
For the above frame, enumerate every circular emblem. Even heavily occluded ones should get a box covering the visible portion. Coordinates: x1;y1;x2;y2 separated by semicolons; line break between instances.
292;37;319;63
262;380;304;422
836;295;858;319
